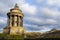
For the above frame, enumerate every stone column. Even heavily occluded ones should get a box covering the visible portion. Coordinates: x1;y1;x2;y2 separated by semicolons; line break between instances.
18;16;20;27
21;17;23;27
7;16;9;26
16;16;18;26
14;15;15;26
10;15;12;27
14;15;17;26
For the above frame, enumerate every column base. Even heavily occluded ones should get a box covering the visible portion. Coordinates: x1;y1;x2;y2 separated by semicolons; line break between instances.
3;26;26;36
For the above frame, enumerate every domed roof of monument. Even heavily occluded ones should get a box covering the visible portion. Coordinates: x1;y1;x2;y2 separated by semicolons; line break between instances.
10;3;22;12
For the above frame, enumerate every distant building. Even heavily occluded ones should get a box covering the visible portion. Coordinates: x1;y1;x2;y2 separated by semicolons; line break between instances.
3;4;26;36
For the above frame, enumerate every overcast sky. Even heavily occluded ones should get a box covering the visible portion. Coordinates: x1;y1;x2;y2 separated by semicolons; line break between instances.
0;0;60;32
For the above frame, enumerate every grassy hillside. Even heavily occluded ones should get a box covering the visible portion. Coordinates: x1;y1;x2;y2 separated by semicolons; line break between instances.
0;33;23;40
41;30;60;38
0;29;60;40
25;29;60;39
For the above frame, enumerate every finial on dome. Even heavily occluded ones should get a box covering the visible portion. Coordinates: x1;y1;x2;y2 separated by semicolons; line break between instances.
14;3;19;8
10;3;22;12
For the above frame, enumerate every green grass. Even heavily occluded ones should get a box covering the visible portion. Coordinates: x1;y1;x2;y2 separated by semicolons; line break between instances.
0;33;23;40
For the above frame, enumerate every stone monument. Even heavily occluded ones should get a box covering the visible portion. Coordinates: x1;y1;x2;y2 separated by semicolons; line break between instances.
3;4;26;36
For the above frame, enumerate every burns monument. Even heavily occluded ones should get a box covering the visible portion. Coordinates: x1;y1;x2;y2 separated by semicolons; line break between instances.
3;4;25;35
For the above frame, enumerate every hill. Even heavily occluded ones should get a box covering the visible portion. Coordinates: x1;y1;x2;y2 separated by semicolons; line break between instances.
0;29;60;40
25;29;60;39
41;30;60;38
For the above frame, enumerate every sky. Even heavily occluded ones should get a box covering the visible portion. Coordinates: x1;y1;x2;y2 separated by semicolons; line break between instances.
0;0;60;33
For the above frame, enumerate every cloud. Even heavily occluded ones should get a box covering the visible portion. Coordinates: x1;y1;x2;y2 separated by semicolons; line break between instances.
25;17;58;25
36;0;60;7
46;0;60;6
0;17;7;24
23;16;58;32
26;17;44;24
20;3;37;15
35;0;43;3
0;17;7;30
40;7;60;18
0;2;10;13
46;19;57;25
24;23;52;32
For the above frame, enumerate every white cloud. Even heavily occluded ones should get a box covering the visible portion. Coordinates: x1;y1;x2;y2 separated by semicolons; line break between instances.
20;3;37;15
0;17;7;24
26;17;44;24
25;17;58;26
35;0;43;3
40;7;60;18
26;16;57;23
46;19;57;24
13;0;25;3
0;1;10;14
24;24;51;32
36;0;60;7
46;0;60;6
40;26;52;33
24;24;39;29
